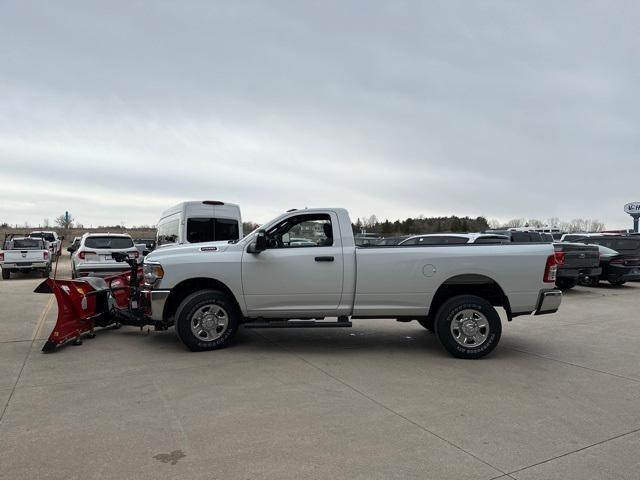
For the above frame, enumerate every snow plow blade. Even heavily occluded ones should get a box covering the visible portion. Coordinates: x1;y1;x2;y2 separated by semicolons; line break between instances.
35;277;113;352
34;262;148;353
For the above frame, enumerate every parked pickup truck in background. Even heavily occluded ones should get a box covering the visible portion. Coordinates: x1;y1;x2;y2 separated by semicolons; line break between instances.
29;231;62;259
483;230;601;291
141;208;562;359
1;237;51;279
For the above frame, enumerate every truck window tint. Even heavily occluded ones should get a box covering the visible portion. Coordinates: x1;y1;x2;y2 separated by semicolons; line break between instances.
474;236;509;244
187;218;213;243
215;218;239;241
157;219;179;245
267;214;332;248
614;239;640;251
417;236;469;245
30;232;56;242
510;232;531;242
187;218;241;243
13;239;43;249
85;237;134;249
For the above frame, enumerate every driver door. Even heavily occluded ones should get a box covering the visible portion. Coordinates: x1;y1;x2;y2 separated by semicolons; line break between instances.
241;212;344;317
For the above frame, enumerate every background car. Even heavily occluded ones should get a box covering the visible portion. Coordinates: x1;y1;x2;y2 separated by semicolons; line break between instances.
375;235;411;246
72;233;139;278
133;238;157;258
66;236;81;254
579;244;640;286
398;233;510;245
29;231;62;258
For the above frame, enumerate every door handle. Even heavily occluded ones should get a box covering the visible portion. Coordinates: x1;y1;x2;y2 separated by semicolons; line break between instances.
315;256;334;262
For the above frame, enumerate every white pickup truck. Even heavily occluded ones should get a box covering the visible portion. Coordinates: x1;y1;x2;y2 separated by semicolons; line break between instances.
1;237;52;279
141;208;562;359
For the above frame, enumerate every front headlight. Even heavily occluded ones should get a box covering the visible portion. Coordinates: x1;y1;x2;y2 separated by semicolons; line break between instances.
143;262;164;286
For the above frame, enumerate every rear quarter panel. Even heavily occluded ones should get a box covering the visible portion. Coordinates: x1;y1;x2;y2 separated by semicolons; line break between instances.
353;244;553;316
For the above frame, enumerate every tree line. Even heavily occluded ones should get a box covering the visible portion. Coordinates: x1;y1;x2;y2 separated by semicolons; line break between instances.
351;214;607;236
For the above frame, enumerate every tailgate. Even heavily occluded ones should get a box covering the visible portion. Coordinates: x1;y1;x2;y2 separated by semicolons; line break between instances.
3;250;46;263
557;244;599;268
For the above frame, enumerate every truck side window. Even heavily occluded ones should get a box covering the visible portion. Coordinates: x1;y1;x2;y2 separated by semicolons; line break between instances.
187;218;241;243
187;218;213;243
266;214;333;248
157;219;179;246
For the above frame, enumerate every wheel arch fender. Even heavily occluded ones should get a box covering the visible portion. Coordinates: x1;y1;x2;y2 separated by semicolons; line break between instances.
163;277;244;323
428;274;512;321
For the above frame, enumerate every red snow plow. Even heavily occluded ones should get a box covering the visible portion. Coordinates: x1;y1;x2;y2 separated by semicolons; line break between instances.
34;252;154;353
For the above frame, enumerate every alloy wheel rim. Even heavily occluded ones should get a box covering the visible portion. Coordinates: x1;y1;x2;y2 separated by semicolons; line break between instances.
450;309;490;348
190;304;229;342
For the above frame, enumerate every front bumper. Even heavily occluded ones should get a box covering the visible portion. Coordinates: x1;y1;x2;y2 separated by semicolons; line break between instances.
141;289;171;321
534;289;562;315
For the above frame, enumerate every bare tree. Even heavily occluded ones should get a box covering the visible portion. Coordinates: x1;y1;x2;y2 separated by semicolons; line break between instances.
55;212;74;229
527;218;544;228
43;218;50;228
488;218;502;229
546;217;560;228
503;218;526;228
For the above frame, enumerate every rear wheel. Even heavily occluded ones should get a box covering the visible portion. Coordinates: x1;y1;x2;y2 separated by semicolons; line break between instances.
175;290;240;351
609;279;626;286
556;278;577;290
1;269;9;280
434;295;502;359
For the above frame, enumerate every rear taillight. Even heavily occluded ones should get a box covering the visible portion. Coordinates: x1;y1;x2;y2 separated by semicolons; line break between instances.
544;254;558;283
611;257;640;266
131;251;139;259
78;251;96;260
43;251;49;260
554;251;565;266
0;253;3;261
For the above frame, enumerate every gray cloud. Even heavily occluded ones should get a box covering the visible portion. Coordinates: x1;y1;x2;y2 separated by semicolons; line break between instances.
1;1;638;228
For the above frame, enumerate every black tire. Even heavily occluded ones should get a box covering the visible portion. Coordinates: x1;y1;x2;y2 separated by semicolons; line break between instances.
1;269;9;280
417;317;435;332
175;290;240;352
434;295;502;359
609;279;626;286
556;278;577;290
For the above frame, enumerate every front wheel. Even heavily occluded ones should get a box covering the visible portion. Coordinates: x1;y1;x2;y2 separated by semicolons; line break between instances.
175;290;240;351
434;295;502;359
609;279;626;286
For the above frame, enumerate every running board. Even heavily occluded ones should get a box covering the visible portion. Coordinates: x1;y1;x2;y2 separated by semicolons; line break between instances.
243;319;352;329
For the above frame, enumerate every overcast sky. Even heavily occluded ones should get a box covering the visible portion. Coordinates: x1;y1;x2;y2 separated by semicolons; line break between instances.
1;1;638;229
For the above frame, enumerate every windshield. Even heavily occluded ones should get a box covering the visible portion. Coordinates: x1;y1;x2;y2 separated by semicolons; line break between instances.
84;236;134;249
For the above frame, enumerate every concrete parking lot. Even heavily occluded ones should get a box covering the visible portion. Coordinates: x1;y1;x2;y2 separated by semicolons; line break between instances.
1;256;639;480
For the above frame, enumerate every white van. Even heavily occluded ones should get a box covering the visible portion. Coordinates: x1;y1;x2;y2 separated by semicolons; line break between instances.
156;201;242;247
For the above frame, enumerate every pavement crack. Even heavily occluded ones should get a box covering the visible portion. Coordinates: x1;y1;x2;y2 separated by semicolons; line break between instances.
0;296;54;424
505;347;640;384
506;426;640;476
